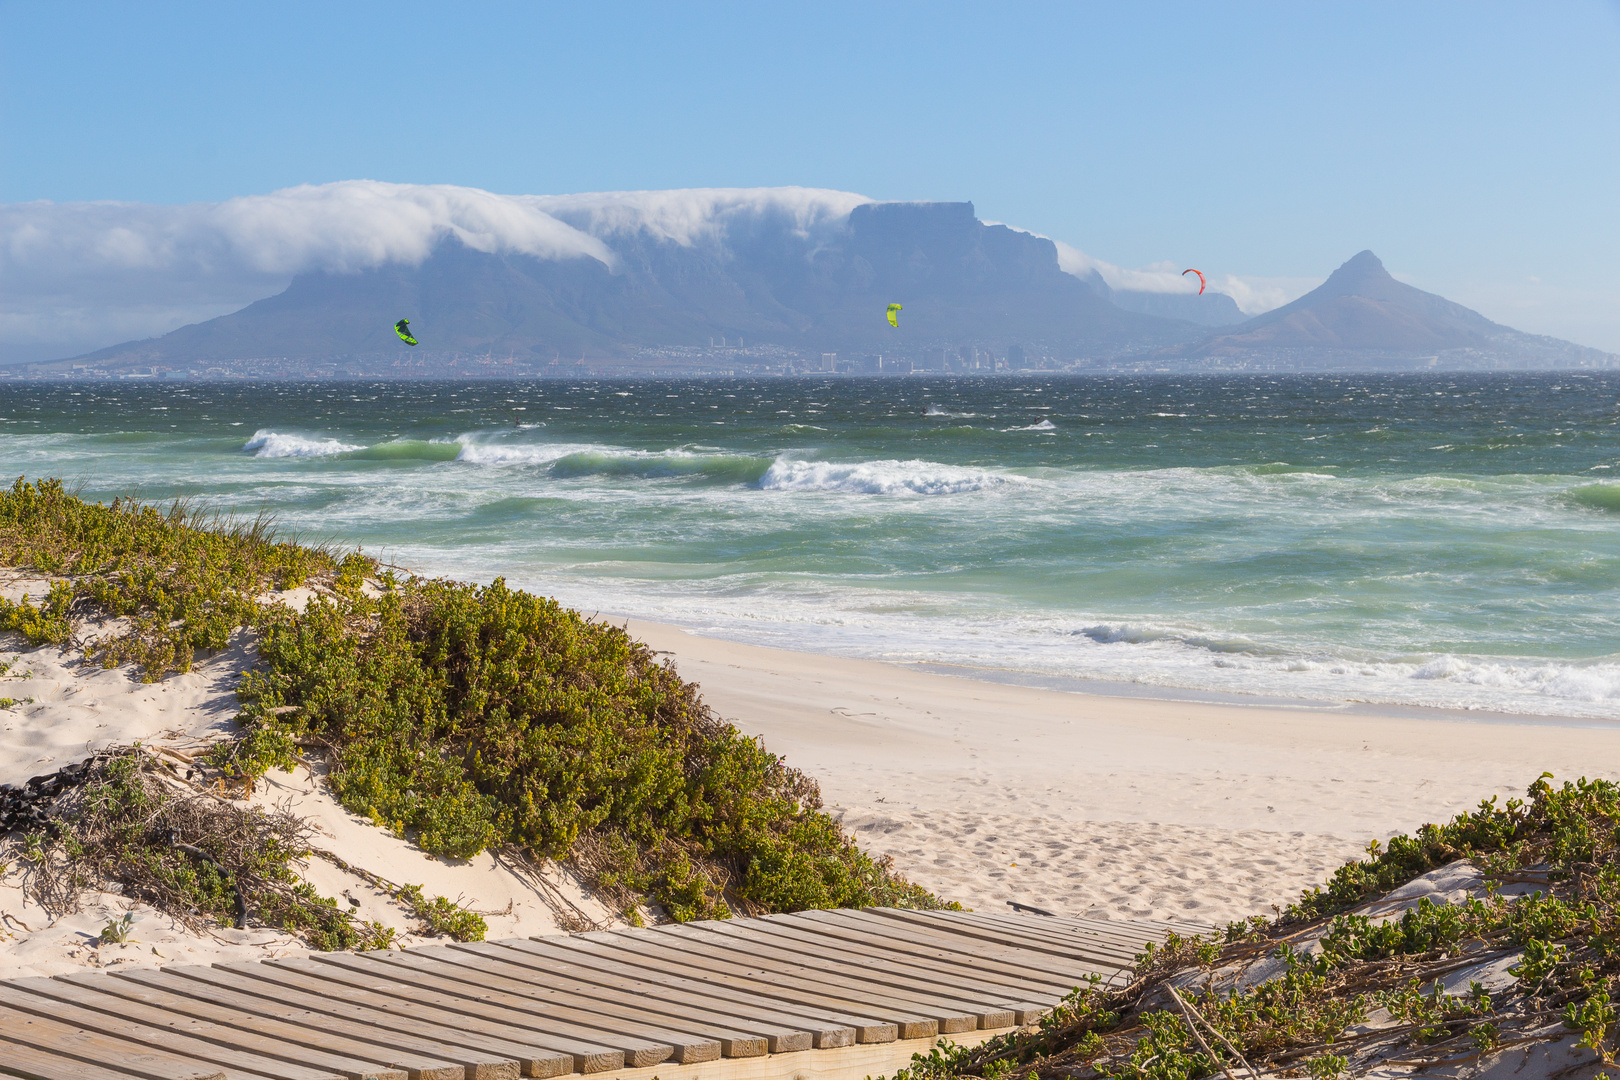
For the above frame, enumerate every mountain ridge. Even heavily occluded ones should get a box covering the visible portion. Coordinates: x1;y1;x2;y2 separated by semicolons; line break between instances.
38;201;1617;375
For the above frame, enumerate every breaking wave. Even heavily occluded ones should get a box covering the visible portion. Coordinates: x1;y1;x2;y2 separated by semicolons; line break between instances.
242;430;364;458
759;458;1015;495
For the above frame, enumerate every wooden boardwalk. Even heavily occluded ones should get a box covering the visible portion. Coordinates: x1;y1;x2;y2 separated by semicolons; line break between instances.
0;908;1202;1080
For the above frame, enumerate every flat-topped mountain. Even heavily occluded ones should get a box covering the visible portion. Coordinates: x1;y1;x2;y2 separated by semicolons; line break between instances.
62;200;1202;370
1165;251;1614;370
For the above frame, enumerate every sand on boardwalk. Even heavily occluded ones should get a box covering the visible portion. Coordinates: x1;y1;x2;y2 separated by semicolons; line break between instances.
627;619;1620;926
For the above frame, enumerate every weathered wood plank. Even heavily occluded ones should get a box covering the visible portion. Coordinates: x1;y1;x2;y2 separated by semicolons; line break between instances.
0;1002;238;1080
9;978;392;1080
583;928;931;1039
740;914;1081;1003
378;942;797;1056
0;988;330;1080
692;917;1054;1025
162;963;538;1080
0;1034;177;1080
56;973;442;1080
653;920;1008;1030
860;910;1146;968
308;950;683;1067
560;931;903;1043
112;968;517;1080
928;910;1174;958
479;938;858;1049
793;910;1123;988
882;910;1150;966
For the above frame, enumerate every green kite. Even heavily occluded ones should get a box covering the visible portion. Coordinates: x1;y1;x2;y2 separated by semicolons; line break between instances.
394;318;418;346
886;303;902;328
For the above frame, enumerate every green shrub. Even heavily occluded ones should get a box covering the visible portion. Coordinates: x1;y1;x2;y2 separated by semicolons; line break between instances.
0;478;944;923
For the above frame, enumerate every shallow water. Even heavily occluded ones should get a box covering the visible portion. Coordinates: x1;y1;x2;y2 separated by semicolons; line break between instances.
2;373;1617;718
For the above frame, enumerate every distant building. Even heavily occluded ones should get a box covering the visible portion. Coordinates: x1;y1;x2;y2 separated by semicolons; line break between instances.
820;353;838;371
1007;343;1026;368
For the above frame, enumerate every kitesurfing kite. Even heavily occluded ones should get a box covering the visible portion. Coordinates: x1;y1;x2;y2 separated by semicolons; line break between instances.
1181;269;1205;295
394;319;418;346
886;303;903;328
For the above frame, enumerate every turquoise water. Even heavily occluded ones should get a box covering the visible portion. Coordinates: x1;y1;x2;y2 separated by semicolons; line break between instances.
2;373;1618;717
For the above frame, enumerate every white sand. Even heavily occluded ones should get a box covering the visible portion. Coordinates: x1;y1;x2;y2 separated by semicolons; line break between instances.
627;619;1620;926
0;578;622;978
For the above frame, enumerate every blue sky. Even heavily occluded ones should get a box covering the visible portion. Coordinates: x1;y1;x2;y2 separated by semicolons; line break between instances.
4;1;1620;349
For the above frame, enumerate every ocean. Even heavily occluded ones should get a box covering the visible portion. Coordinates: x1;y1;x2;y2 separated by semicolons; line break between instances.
1;373;1617;719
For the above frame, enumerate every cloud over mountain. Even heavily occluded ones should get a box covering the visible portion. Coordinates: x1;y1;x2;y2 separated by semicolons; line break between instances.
0;182;876;363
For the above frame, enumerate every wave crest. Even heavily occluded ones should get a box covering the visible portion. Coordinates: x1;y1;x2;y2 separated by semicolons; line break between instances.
243;430;364;458
759;458;1013;495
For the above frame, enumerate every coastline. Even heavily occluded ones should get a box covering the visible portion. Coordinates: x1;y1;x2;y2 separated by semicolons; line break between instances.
626;618;1620;925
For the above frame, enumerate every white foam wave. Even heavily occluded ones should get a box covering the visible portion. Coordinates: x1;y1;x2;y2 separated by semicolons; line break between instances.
243;430;364;458
924;405;977;418
759;458;1014;495
1007;419;1056;431
453;439;589;466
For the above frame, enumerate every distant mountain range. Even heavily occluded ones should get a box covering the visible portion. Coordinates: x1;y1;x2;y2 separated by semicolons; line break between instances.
46;199;1616;374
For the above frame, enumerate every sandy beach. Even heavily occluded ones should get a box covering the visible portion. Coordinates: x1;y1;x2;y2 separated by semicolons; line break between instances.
5;594;1617;977
628;619;1620;926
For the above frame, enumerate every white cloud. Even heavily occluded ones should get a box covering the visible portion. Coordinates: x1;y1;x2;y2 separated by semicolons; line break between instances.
531;186;871;248
0;181;872;362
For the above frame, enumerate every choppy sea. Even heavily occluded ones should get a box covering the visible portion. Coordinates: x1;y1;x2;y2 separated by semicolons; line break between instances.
2;373;1617;719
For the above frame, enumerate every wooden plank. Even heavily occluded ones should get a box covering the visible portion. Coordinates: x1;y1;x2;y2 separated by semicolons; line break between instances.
865;910;1146;968
743;913;1081;1002
694;917;1054;1024
540;932;902;1044
0;988;330;1080
8;978;399;1080
262;953;719;1064
375;943;803;1056
162;963;547;1079
112;968;519;1080
470;939;858;1049
0;1002;237;1080
699;915;1057;1018
791;910;1124;989
883;910;1149;966
800;909;1131;981
925;910;1170;959
581;928;933;1040
57;973;448;1080
0;1034;174;1080
658;920;1013;1030
623;921;1002;1031
307;951;683;1067
1032;912;1205;941
328;947;751;1059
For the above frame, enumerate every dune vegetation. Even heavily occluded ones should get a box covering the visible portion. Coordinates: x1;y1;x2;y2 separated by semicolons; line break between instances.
886;773;1620;1080
0;478;943;946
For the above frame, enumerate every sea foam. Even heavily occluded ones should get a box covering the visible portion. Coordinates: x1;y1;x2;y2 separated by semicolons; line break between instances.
759;458;1014;495
243;430;364;458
